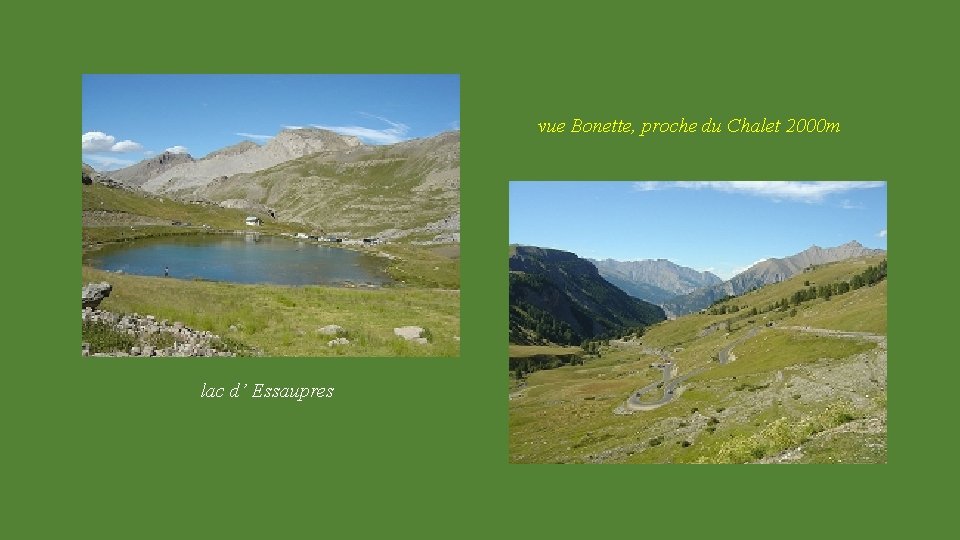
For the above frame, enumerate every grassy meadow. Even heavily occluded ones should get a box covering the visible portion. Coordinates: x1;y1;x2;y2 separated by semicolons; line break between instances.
82;267;459;357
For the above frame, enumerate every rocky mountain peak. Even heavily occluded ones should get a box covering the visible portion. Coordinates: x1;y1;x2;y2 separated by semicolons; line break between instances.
104;151;193;188
589;257;724;305
157;151;194;163
273;127;362;146
263;128;363;161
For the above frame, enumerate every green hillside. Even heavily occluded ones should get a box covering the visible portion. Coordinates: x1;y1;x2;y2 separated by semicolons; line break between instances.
509;256;887;463
82;182;298;246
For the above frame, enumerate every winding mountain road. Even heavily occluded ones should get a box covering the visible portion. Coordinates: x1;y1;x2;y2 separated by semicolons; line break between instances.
718;327;763;364
620;323;885;413
625;359;680;411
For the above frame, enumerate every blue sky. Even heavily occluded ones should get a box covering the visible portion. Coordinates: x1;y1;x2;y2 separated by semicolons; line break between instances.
82;74;460;170
510;181;887;279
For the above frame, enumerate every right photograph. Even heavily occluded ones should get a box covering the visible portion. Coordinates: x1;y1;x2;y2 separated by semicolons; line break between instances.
509;181;887;464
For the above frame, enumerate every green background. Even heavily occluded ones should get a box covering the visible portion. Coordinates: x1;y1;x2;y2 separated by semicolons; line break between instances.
6;2;954;536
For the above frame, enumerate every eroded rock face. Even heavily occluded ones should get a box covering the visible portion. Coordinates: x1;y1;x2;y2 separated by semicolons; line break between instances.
82;282;112;309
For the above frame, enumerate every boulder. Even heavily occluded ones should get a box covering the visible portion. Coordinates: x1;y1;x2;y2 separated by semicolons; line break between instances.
327;337;350;347
317;324;344;336
82;282;112;309
394;326;427;344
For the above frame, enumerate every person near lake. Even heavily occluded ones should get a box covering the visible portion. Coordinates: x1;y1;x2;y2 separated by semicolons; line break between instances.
164;266;169;277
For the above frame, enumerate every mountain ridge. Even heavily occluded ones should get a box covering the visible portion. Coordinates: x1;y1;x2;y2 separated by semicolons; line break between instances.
105;151;196;188
135;128;364;193
663;240;885;316
101;130;460;242
590;258;722;305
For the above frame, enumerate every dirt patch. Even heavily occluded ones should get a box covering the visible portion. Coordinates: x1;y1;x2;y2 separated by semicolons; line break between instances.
430;244;460;259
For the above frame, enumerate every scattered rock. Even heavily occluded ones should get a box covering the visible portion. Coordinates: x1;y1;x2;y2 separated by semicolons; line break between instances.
394;326;424;340
328;337;350;347
394;326;429;344
318;324;344;336
81;308;241;357
82;282;112;309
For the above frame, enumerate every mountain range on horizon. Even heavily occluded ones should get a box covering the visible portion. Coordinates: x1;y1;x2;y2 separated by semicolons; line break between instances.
86;128;460;242
101;128;365;193
589;241;885;317
509;240;886;346
590;258;723;305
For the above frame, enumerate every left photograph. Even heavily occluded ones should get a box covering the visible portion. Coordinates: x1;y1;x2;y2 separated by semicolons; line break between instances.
82;74;460;357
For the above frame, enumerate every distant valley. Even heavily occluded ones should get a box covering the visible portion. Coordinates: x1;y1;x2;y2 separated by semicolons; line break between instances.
590;258;722;305
586;241;885;317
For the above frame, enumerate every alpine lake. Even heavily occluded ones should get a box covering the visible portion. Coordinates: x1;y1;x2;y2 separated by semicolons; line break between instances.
83;233;392;287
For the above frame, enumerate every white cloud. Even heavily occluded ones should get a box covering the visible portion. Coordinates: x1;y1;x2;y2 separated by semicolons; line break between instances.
632;181;885;202
311;113;410;145
283;125;305;130
82;131;143;153
877;229;887;238
633;182;665;192
236;132;273;141
451;120;460;131
839;199;864;210
165;145;189;154
83;154;135;171
82;131;116;151
144;150;156;157
110;140;143;152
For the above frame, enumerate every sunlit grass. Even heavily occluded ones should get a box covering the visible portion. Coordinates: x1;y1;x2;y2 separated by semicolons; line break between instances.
82;267;459;357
